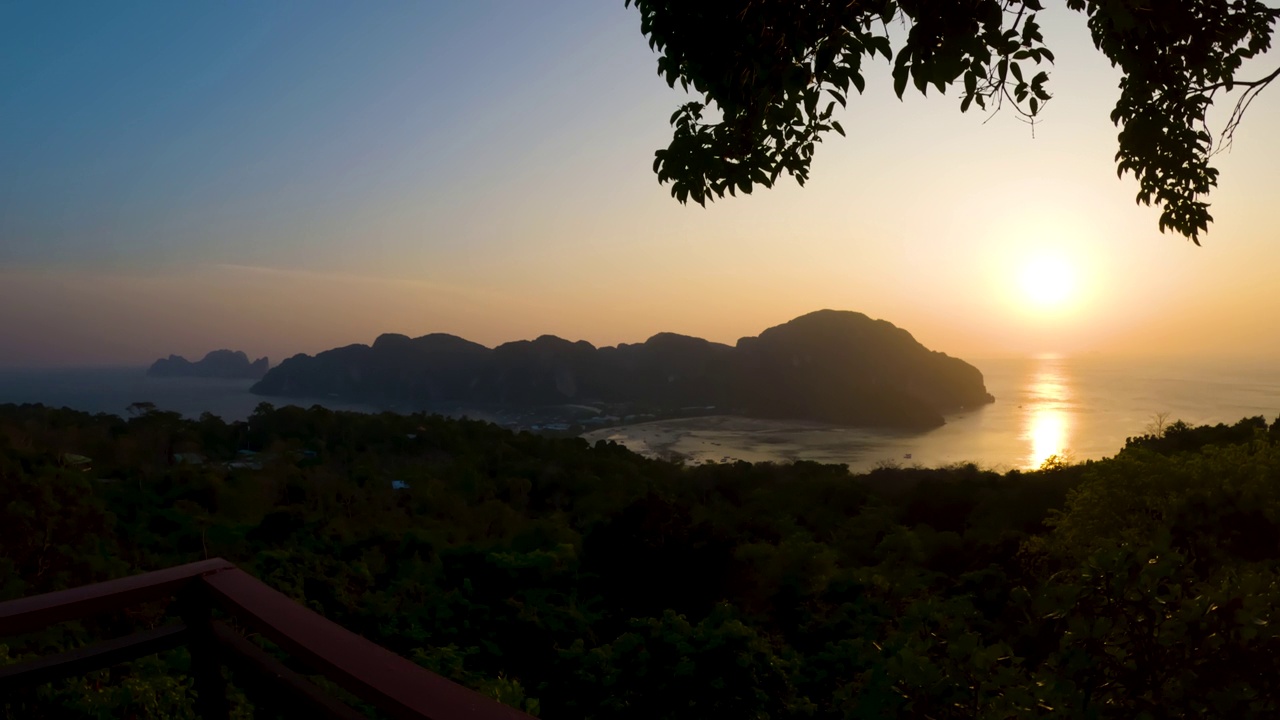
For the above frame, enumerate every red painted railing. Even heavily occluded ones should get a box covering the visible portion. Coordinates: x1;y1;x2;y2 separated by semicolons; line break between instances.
0;559;536;720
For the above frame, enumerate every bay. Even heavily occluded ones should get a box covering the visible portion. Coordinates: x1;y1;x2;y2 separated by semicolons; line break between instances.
582;355;1280;471
5;357;1280;472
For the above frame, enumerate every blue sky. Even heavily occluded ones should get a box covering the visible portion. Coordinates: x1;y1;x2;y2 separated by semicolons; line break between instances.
3;2;1279;366
3;2;630;268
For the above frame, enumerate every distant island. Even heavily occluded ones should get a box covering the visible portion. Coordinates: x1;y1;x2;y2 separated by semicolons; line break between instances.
251;310;994;430
148;350;270;380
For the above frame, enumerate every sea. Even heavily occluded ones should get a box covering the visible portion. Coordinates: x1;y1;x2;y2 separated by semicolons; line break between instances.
584;355;1280;472
2;357;1279;472
0;367;380;422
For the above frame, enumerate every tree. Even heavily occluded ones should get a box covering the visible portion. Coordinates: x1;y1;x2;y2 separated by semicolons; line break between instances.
627;0;1279;243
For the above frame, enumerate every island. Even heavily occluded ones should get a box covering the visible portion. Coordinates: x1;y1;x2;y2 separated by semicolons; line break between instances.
250;310;994;429
148;349;270;380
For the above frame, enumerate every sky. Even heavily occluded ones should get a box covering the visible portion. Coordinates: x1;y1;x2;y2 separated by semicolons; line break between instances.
2;1;1279;368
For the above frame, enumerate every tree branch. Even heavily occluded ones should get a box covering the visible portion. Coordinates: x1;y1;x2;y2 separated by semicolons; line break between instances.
1210;65;1280;156
1193;64;1280;93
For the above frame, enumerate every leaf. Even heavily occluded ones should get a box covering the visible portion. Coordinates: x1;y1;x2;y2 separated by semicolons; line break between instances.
893;54;910;98
913;65;929;94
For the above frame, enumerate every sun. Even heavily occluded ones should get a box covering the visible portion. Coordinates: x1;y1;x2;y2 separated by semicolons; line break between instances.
1018;254;1076;310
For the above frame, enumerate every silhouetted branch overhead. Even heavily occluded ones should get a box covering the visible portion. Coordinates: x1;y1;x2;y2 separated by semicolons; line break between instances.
628;0;1280;243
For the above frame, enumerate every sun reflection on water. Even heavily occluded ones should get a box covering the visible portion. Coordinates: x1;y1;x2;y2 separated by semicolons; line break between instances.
1025;360;1071;469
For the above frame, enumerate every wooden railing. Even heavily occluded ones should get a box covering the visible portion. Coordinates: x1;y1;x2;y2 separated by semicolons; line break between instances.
0;559;535;720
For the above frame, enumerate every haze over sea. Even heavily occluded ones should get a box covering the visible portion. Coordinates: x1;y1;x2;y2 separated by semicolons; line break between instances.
0;368;379;424
5;355;1279;473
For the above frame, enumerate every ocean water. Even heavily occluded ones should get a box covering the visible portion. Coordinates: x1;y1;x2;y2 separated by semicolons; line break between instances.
0;367;378;422
3;358;1280;471
582;355;1280;471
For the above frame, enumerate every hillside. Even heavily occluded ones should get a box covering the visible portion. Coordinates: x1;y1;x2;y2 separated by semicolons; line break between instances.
251;310;994;429
2;403;1278;717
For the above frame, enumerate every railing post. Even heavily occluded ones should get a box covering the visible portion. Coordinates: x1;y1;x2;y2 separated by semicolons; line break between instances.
177;587;231;720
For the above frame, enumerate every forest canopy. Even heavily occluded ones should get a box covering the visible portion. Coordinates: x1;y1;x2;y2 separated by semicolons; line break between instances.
627;0;1280;243
3;403;1280;717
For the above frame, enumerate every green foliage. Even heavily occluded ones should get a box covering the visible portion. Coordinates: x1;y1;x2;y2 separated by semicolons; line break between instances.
1047;437;1280;559
563;606;798;719
0;647;203;720
627;0;1279;242
1068;0;1279;241
3;402;1280;717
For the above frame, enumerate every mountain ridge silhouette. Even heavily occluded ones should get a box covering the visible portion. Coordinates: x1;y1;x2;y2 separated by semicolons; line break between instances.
148;349;269;380
251;310;994;429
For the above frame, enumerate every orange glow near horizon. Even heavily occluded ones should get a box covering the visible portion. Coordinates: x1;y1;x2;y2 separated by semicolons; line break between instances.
2;4;1279;369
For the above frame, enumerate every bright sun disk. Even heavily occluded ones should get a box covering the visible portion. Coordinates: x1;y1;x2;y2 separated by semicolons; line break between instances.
1019;255;1075;310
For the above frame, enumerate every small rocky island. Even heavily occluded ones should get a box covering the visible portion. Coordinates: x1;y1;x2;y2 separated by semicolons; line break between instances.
148;350;269;380
251;310;994;430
